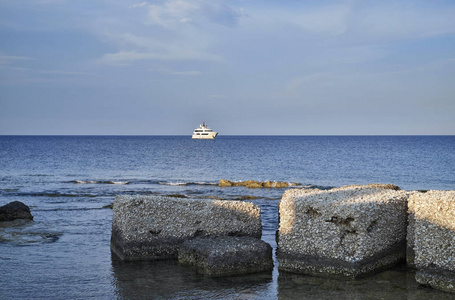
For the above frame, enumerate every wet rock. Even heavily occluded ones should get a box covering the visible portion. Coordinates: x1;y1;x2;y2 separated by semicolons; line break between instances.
111;195;262;261
165;194;188;198
277;184;408;279
411;191;455;294
178;236;273;276
219;179;299;188
235;195;260;201
0;201;33;222
342;183;401;191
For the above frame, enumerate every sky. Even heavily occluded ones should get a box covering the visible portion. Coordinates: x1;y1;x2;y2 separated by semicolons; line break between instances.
1;0;455;135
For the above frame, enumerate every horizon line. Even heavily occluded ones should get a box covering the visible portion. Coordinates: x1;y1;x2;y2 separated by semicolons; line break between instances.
1;134;454;137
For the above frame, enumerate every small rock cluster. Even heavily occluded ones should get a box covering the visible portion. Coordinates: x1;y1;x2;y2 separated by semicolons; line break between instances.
111;195;273;276
219;179;299;188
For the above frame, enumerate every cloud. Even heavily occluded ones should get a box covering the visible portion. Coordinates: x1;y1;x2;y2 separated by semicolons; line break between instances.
147;0;244;28
352;2;455;41
0;55;31;64
96;1;239;65
130;2;147;9
252;1;455;43
38;70;87;75
169;70;201;76
98;51;160;66
155;68;202;76
98;47;221;65
0;55;31;69
304;45;388;67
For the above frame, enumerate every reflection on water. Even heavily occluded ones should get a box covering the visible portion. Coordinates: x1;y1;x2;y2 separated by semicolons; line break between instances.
0;219;62;245
278;264;454;299
111;253;275;299
111;252;454;300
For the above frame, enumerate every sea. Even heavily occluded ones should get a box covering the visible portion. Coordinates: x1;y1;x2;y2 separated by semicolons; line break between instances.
1;135;454;299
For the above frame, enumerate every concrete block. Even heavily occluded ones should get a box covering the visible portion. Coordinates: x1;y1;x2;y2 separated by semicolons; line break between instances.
412;191;455;293
111;195;261;261
277;184;408;278
178;236;273;276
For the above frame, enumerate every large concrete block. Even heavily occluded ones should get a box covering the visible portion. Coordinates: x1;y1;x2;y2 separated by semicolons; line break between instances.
277;184;408;278
111;195;262;261
412;191;455;293
178;236;273;276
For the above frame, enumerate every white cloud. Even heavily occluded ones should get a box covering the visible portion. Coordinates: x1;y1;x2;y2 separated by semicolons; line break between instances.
147;0;244;28
95;1;240;65
0;55;31;64
0;55;31;69
38;70;87;75
98;49;221;65
98;51;161;66
130;2;147;9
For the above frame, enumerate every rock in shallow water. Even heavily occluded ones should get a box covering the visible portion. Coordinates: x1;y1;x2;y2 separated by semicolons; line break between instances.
411;190;455;294
219;179;299;188
111;195;262;261
277;184;408;279
178;236;273;276
0;201;33;222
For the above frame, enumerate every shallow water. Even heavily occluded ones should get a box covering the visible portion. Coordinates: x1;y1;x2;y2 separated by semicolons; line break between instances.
1;136;454;299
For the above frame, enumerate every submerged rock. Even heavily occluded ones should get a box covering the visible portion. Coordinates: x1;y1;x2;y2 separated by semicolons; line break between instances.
219;179;299;188
342;183;401;191
178;236;273;277
0;201;33;222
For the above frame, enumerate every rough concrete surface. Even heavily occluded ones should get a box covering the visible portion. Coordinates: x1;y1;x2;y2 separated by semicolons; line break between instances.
111;195;262;261
277;184;408;278
411;190;455;293
178;236;273;276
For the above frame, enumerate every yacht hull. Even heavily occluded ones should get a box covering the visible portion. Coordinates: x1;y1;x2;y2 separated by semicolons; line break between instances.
192;132;218;139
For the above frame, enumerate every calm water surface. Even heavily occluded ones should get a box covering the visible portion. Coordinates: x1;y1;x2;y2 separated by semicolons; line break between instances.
1;136;454;299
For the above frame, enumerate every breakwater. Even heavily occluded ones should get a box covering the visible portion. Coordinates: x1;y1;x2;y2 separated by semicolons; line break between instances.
112;185;455;294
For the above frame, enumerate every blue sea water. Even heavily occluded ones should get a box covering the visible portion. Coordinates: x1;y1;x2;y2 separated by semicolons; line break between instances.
1;135;454;299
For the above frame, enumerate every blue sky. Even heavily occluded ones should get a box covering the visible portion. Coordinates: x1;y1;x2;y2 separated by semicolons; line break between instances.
1;0;454;135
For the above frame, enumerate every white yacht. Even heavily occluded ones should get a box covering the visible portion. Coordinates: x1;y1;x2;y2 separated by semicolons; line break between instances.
192;122;218;139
